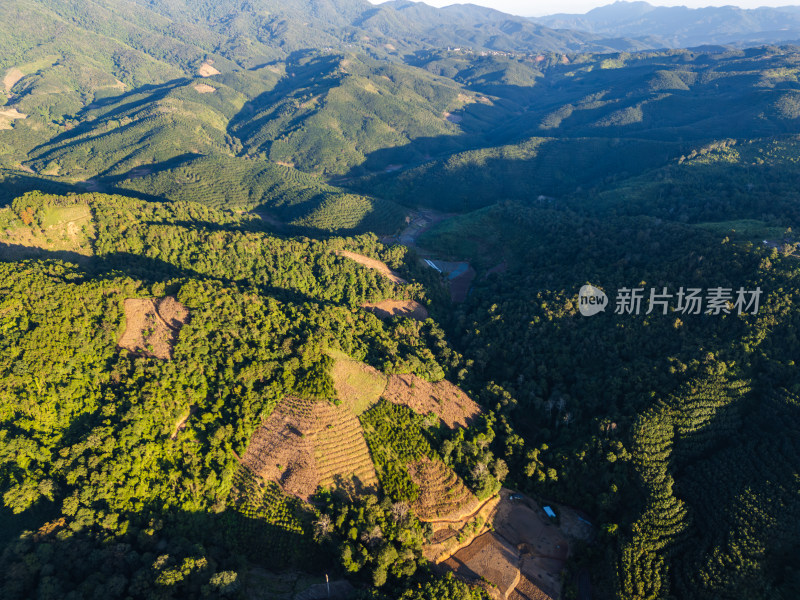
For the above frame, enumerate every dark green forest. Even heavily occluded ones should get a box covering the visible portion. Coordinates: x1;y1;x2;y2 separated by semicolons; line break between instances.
1;1;800;599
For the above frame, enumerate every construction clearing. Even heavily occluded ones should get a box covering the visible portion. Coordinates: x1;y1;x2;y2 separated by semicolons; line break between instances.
117;296;190;360
434;488;593;600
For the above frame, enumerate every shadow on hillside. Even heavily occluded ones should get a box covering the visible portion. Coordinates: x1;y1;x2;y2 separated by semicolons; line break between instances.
100;153;204;186
228;50;345;150
0;172;83;207
0;500;331;598
0;243;92;266
29;79;191;153
0;245;360;310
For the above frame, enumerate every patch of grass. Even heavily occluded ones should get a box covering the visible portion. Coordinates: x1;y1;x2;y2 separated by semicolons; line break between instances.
329;350;387;415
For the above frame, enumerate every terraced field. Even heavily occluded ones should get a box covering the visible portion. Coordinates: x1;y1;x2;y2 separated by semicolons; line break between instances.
242;395;378;498
312;401;379;494
408;457;480;521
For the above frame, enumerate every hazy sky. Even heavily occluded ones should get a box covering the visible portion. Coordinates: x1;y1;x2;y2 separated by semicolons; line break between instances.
369;1;800;17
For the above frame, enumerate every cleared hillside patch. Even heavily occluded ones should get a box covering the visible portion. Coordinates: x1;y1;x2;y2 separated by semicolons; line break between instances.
242;396;378;499
444;532;521;598
3;68;24;94
0;108;27;129
330;351;387;415
337;250;407;284
312;401;379;494
198;62;220;77
408;457;480;521
384;373;481;429
117;297;189;360
193;83;216;93
362;299;428;321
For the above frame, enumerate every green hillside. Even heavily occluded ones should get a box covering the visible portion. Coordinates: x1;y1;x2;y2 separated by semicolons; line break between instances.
230;52;473;176
2;2;800;600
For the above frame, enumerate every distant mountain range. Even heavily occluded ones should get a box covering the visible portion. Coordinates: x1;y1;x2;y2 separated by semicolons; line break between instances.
114;0;649;57
532;1;800;49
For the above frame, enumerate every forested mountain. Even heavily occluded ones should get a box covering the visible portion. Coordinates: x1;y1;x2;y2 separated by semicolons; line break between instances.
533;1;800;48
1;1;800;600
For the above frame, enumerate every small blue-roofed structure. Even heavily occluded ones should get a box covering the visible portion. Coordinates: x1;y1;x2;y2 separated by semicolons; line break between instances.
543;505;556;518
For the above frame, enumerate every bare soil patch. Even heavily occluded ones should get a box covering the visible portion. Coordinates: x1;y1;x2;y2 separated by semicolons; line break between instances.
510;574;556;600
170;405;196;439
242;396;378;500
518;555;562;600
408;457;480;521
362;299;428;321
383;373;481;429
437;489;576;600
198;62;221;77
444;532;520;598
338;250;407;284
118;297;189;360
193;83;216;93
0;108;28;130
3;68;24;94
0;108;27;119
558;506;594;542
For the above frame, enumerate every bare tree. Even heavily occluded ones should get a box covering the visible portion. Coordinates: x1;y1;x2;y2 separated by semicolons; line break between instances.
360;525;383;547
314;514;332;541
390;501;409;523
471;462;489;480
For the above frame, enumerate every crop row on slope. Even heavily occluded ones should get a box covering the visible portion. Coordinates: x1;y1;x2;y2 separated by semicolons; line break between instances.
241;395;378;499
